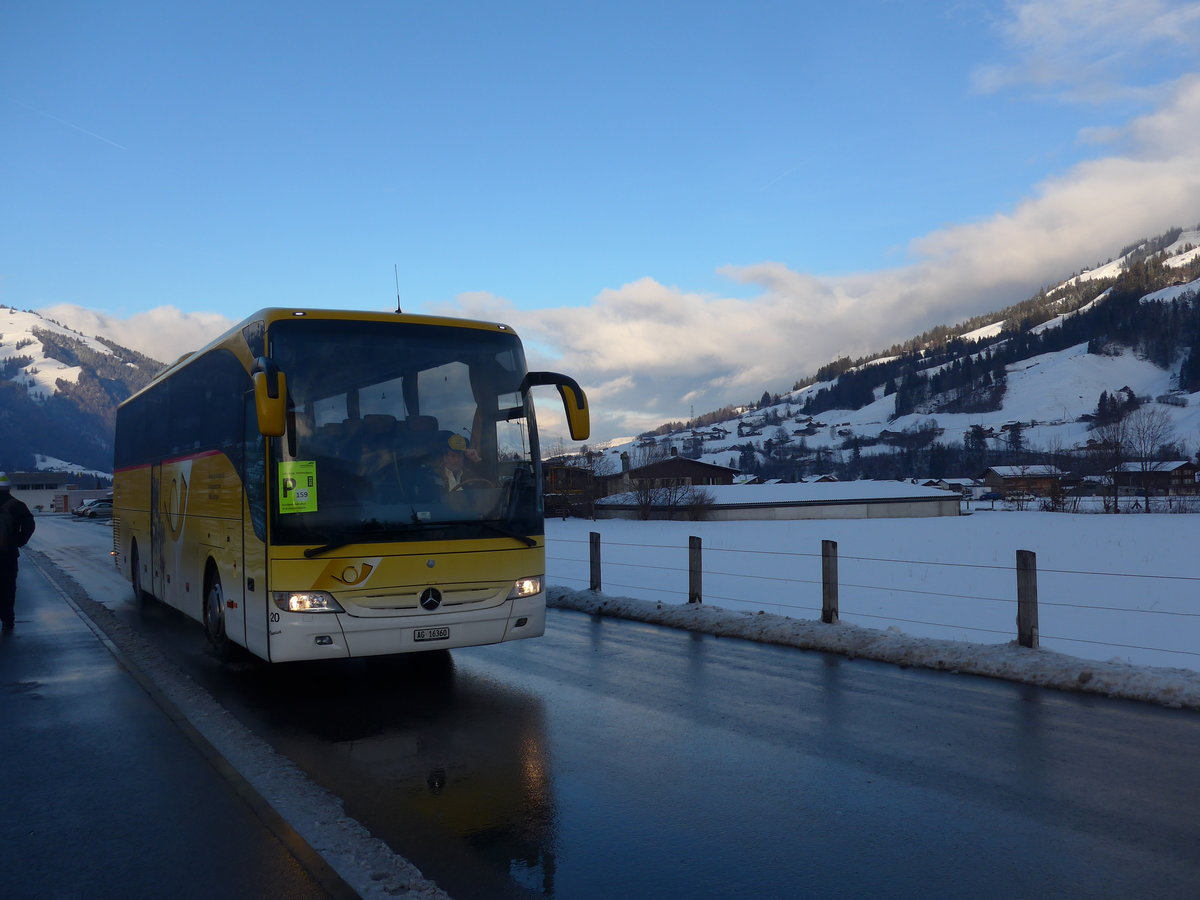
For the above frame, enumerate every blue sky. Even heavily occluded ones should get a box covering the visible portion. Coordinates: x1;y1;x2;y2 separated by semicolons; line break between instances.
4;1;1200;442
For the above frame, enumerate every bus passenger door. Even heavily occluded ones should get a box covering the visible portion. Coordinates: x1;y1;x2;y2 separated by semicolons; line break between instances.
241;395;271;659
150;464;167;601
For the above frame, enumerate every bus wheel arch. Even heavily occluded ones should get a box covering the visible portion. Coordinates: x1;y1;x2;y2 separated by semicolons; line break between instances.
130;540;148;605
203;561;233;660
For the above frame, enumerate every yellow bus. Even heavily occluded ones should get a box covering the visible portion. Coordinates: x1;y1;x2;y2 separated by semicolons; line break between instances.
112;308;588;662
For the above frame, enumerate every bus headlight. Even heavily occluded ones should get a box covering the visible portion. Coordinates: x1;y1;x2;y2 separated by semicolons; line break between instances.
273;591;345;613
507;576;543;600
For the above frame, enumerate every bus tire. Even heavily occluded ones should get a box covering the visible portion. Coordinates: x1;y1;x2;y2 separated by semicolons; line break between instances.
204;568;233;660
130;543;149;606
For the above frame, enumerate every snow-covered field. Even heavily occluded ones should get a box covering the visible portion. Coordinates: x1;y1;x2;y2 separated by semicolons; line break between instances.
677;335;1200;472
546;510;1200;708
1;306;113;399
604;272;1200;473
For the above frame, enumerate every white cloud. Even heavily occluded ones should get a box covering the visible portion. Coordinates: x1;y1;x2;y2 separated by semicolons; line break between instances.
35;304;233;364
972;0;1200;100
440;76;1200;443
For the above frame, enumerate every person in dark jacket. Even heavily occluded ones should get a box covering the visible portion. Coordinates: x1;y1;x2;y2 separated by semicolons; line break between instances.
0;472;37;631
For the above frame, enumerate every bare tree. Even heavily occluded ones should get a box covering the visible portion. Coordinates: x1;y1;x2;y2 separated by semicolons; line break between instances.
1040;437;1074;512
1124;406;1178;512
1088;419;1128;513
572;447;616;477
624;444;718;520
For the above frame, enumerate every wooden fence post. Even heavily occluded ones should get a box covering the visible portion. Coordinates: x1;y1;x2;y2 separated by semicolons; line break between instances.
689;536;702;604
589;531;601;592
821;539;839;624
1016;549;1039;649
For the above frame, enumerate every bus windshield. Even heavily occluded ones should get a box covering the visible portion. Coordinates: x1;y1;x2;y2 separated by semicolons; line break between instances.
266;319;541;549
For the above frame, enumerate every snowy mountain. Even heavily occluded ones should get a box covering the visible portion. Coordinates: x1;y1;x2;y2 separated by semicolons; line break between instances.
601;226;1200;480
6;225;1200;482
0;305;163;474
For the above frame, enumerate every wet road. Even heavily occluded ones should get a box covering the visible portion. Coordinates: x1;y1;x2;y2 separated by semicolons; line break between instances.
34;516;1200;899
4;543;340;898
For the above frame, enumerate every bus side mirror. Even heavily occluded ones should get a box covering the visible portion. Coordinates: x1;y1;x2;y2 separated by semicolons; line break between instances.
252;357;288;437
524;371;590;441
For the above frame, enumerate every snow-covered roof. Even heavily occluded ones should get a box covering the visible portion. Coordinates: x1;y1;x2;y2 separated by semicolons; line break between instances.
1110;460;1195;473
985;465;1066;478
599;481;955;506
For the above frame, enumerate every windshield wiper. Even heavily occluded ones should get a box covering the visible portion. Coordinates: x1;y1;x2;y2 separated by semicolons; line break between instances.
304;537;360;559
303;520;537;558
476;522;537;547
303;522;435;558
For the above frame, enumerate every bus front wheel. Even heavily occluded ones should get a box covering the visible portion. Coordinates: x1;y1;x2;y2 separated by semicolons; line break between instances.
204;571;232;660
130;543;147;605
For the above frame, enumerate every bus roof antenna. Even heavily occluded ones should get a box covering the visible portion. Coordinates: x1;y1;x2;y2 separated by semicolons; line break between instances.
394;264;402;313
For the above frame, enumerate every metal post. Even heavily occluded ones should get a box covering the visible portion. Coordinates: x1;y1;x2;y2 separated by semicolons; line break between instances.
688;536;702;604
589;531;601;592
821;539;839;624
1016;549;1039;649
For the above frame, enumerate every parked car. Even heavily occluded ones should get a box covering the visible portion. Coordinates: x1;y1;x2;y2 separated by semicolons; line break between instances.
83;500;113;519
71;499;102;516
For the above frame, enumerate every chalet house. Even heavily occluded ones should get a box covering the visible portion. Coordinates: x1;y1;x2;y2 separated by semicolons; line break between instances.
601;457;740;497
1108;460;1200;496
542;459;602;517
543;460;599;496
979;465;1066;497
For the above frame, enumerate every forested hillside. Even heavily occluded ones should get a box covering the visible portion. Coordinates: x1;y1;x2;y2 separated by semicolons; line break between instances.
0;307;162;473
617;224;1200;483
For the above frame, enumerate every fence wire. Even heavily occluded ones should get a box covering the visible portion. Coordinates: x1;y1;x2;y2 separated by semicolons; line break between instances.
546;532;1200;661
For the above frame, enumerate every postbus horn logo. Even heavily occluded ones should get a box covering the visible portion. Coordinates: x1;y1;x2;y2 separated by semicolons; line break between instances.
331;563;374;586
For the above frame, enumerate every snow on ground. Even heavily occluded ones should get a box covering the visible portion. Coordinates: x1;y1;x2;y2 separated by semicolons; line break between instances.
1165;246;1200;268
1162;228;1200;263
0;307;111;399
686;340;1200;470
1031;292;1107;335
959;321;1003;342
35;454;112;479
1141;275;1200;304
1074;256;1128;283
546;512;1200;709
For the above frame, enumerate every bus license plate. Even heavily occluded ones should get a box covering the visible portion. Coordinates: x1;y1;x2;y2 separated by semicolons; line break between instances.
414;627;450;642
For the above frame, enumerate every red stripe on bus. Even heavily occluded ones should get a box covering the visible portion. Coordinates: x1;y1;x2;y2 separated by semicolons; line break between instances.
113;449;226;474
162;449;224;466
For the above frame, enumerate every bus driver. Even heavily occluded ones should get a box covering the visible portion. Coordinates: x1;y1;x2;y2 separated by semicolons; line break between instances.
434;433;482;492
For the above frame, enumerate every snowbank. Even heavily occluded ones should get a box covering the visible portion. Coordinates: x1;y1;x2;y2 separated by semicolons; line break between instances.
549;586;1200;710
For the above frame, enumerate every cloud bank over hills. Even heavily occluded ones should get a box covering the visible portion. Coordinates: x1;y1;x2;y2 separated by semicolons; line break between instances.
27;4;1200;445
439;77;1200;441
35;304;234;367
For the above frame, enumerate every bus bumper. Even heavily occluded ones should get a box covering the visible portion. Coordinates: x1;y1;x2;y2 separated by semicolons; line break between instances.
267;594;547;662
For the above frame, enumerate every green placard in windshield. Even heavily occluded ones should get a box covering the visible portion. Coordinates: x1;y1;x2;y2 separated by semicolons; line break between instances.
279;461;318;514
